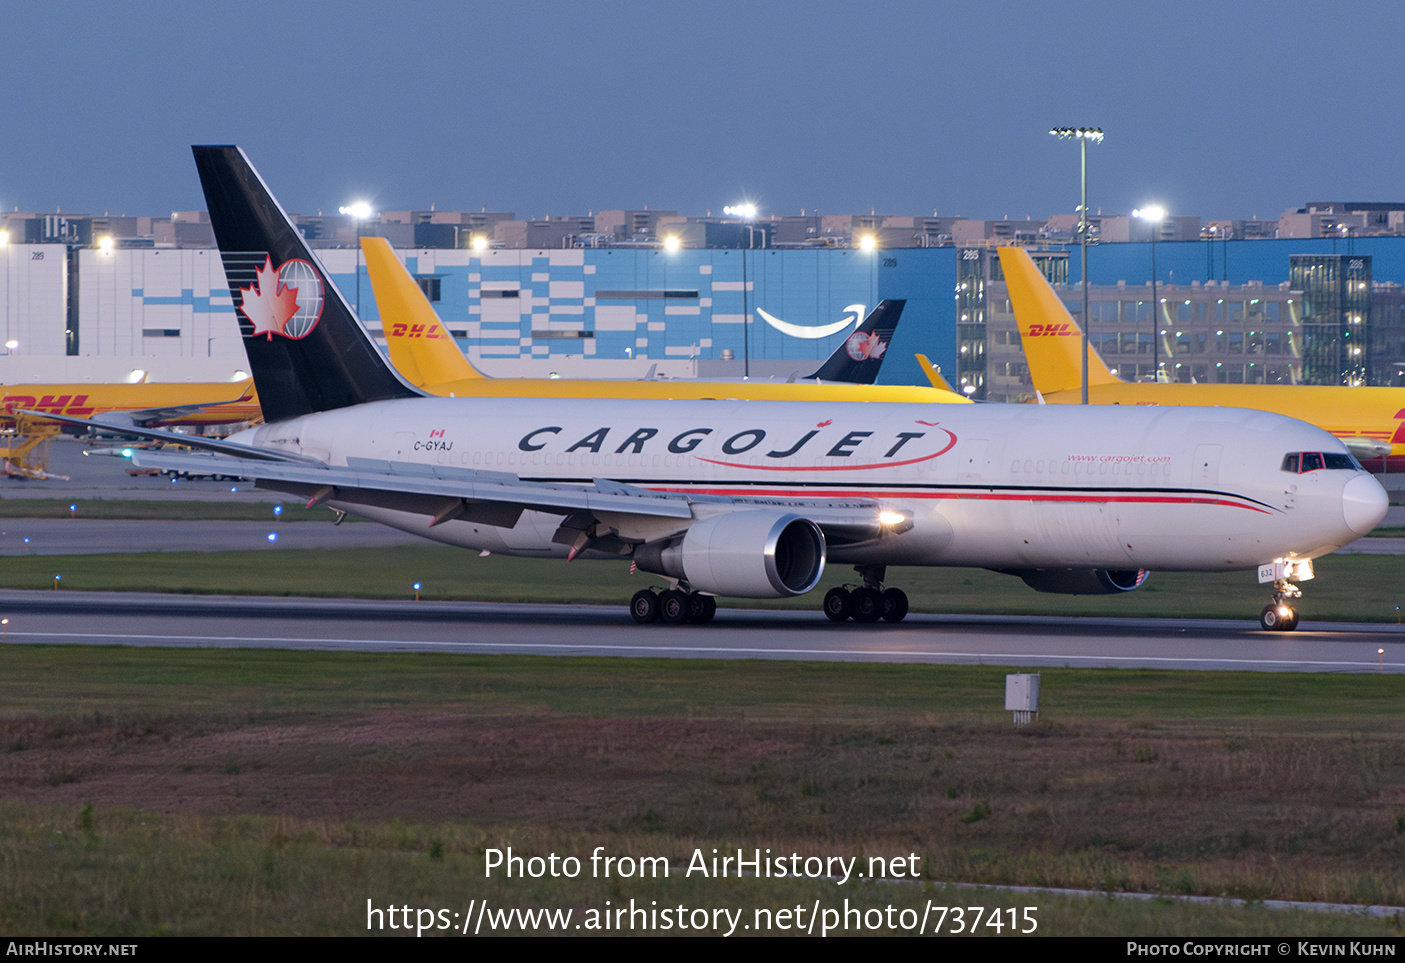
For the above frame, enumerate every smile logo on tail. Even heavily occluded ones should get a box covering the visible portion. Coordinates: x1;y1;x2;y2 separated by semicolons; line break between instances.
239;256;324;340
756;304;865;339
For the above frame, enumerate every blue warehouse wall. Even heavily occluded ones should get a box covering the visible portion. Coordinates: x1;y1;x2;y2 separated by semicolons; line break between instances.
328;245;959;385
876;248;958;387
1075;237;1405;287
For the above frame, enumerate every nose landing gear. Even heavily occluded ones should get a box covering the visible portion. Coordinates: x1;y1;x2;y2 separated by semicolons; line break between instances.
1259;579;1302;632
822;566;909;624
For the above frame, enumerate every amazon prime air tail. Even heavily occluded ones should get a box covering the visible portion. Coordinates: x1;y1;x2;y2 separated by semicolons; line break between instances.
805;299;905;384
192;146;421;424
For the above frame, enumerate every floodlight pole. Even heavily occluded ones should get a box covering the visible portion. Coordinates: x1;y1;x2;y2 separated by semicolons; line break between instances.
1134;205;1165;382
1050;127;1104;404
742;235;750;378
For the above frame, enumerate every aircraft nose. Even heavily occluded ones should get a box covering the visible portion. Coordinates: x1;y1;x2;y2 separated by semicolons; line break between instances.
1342;473;1389;536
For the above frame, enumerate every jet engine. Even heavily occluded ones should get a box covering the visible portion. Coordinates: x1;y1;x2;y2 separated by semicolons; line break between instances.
1005;568;1149;595
633;511;825;598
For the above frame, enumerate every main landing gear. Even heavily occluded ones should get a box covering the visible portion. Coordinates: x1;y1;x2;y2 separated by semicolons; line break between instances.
630;586;716;625
823;565;909;624
1259;578;1302;632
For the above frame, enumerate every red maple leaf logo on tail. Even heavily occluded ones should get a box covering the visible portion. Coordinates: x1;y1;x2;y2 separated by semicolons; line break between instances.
240;256;301;339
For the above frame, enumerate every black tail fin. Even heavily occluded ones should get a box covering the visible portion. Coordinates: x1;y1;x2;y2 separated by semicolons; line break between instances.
804;299;905;384
192;146;421;424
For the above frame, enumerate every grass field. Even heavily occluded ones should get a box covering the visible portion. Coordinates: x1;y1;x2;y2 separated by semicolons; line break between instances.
1;648;1402;936
5;545;1405;623
3;500;1404;935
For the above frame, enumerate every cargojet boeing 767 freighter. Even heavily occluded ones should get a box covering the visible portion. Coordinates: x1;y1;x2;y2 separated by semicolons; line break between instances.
38;148;1388;632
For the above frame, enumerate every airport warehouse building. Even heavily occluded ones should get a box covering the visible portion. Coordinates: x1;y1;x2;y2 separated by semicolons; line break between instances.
2;234;1404;401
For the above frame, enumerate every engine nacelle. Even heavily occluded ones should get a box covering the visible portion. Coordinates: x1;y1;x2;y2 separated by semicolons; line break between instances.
633;511;825;598
89;411;138;428
1006;568;1150;595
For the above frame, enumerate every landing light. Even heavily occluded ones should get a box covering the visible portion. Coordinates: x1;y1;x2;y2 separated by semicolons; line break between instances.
879;511;906;526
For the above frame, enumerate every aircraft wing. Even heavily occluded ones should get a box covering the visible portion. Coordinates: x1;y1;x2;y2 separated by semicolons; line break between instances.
89;395;255;429
15;409;317;463
1343;437;1392;460
121;446;903;546
128;446;695;522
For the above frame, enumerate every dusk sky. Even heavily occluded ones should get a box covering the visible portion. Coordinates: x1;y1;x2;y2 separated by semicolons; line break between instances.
5;0;1402;223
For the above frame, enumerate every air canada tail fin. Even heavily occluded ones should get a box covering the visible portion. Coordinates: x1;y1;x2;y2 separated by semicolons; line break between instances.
192;146;422;424
805;299;905;383
997;246;1121;395
361;236;484;388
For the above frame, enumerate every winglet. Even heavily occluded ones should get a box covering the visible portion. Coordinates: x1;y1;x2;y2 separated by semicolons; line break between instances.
914;354;957;393
361;237;485;387
997;246;1121;395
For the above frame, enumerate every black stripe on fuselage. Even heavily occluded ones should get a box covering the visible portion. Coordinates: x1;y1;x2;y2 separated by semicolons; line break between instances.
503;477;1282;514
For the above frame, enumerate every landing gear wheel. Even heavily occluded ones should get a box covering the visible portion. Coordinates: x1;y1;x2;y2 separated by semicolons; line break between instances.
659;589;692;625
851;587;884;623
881;587;909;623
823;587;852;622
1260;603;1298;632
688;593;716;624
630;589;659;624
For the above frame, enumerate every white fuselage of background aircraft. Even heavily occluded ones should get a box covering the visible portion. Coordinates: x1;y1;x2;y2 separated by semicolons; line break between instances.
229;397;1382;575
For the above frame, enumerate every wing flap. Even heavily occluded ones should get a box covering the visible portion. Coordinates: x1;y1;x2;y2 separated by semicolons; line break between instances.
126;447;697;520
114;447;911;545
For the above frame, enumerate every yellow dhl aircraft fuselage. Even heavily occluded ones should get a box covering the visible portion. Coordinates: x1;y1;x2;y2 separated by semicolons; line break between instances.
0;380;260;429
998;245;1405;471
362;236;970;406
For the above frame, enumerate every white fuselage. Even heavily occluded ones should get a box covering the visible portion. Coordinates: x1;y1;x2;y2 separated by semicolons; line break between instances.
233;397;1383;574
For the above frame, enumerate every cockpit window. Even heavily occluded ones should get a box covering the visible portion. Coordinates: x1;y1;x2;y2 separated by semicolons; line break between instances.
1281;451;1362;473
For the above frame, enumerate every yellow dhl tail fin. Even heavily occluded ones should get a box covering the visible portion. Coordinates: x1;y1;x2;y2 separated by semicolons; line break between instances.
997;246;1121;396
361;237;484;387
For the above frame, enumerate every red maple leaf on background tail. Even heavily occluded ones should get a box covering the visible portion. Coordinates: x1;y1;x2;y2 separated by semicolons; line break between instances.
240;256;301;339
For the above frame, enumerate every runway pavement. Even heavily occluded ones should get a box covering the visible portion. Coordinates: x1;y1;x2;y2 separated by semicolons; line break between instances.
1;589;1400;673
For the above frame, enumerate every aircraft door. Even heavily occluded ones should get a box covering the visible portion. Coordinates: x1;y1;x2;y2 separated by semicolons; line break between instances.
956;439;989;482
1193;444;1222;486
